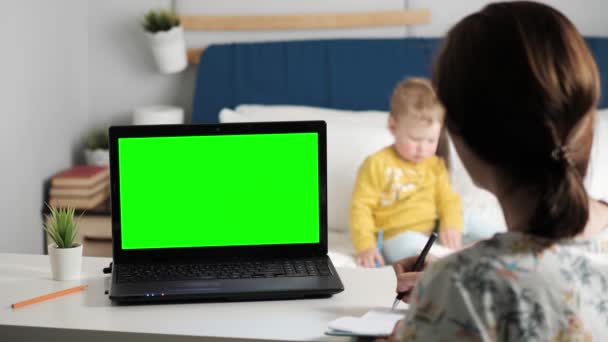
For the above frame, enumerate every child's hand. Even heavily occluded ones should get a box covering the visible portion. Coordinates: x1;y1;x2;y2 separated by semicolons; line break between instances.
356;248;385;268
439;228;462;250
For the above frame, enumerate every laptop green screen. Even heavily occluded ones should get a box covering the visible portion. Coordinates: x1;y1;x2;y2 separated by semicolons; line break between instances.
118;133;320;250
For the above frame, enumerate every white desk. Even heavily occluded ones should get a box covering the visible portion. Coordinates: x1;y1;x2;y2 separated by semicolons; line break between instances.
0;253;399;341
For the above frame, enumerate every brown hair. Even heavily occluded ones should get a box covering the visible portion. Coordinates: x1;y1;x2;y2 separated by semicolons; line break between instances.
434;2;599;239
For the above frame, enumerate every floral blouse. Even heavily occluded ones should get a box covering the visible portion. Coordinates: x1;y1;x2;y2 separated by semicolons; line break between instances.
401;229;608;341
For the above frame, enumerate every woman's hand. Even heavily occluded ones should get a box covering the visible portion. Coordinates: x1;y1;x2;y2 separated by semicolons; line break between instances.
393;254;436;303
439;228;462;250
356;248;385;268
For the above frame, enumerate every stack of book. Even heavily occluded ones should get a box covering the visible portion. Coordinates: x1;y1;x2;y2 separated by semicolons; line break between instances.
49;165;110;210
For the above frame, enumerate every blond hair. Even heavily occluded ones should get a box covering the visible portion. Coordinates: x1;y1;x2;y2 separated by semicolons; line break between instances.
390;77;444;124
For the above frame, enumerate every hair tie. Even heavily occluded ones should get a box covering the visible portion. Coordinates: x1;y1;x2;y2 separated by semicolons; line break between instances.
550;146;573;167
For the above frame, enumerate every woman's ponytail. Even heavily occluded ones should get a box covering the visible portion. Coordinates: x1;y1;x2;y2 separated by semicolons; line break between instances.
528;147;589;239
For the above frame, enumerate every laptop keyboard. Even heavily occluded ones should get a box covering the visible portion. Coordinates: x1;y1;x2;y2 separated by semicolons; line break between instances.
116;258;333;283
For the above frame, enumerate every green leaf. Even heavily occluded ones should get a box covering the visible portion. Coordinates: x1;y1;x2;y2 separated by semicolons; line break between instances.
84;128;109;150
142;8;180;33
44;204;79;249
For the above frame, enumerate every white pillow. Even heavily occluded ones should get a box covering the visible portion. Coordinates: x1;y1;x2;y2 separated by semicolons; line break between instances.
235;104;388;126
219;106;393;232
219;108;252;123
586;108;608;201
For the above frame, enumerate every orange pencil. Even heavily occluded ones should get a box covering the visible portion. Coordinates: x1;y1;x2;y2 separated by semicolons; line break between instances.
11;285;88;309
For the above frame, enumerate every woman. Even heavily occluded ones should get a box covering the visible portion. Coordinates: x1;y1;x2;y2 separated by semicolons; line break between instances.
386;2;608;341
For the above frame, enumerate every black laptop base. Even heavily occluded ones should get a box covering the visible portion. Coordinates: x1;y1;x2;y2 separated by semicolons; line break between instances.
110;287;342;305
109;255;344;304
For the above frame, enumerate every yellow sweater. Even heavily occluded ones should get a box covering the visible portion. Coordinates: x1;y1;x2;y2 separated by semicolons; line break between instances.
350;146;463;252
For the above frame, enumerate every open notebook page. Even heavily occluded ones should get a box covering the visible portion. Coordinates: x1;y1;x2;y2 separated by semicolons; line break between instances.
326;307;408;337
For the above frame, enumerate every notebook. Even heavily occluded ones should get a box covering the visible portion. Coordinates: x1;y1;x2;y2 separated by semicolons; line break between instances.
107;121;344;303
326;308;408;337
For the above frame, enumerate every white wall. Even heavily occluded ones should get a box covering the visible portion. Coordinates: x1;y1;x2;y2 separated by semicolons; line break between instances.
0;0;188;254
88;0;190;126
1;0;606;253
410;0;608;37
0;1;89;253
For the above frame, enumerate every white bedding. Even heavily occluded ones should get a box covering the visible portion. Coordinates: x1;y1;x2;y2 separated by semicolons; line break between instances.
221;105;608;267
328;230;356;262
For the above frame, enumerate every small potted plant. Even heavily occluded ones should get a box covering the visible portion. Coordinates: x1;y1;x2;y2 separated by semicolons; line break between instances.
44;206;82;281
143;9;187;73
84;128;109;166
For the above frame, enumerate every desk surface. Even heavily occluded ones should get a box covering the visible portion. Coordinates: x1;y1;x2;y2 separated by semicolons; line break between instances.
0;253;400;341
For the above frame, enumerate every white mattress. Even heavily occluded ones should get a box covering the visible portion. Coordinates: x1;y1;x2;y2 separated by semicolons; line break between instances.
327;229;357;268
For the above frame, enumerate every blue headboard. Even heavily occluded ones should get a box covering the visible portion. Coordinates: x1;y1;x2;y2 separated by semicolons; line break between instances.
192;37;608;123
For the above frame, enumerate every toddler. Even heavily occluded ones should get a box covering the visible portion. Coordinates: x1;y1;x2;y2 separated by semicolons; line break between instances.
350;78;463;267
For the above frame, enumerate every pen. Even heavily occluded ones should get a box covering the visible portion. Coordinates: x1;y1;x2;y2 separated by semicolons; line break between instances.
375;230;383;268
11;285;88;309
391;232;437;310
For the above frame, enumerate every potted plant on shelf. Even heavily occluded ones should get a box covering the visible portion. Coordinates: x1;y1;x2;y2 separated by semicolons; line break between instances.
143;9;187;73
44;206;82;281
84;128;109;166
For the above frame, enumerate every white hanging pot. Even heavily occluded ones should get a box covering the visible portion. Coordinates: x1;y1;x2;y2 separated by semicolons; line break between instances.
48;243;83;281
146;26;187;74
84;148;109;166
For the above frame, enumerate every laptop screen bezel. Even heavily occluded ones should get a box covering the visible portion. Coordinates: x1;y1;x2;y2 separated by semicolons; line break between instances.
109;121;328;263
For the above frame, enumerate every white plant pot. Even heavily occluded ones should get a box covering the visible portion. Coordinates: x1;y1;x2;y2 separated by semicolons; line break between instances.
146;26;187;74
84;148;109;166
48;243;83;281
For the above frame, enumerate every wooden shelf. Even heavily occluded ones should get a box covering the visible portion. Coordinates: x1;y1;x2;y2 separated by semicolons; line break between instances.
182;9;431;64
187;47;205;65
181;9;430;31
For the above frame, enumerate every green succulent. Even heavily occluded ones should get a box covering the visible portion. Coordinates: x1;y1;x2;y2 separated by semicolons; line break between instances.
44;205;80;249
143;9;181;33
85;129;109;150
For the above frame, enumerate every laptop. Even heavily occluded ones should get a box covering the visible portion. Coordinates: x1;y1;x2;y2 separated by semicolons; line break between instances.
108;121;344;303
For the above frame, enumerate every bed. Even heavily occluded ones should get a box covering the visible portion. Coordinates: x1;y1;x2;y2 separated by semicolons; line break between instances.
190;37;608;266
